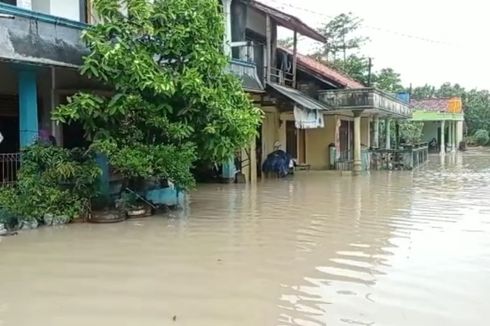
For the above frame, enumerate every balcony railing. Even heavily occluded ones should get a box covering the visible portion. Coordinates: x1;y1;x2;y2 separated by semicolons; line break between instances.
270;67;294;87
0;153;21;186
319;88;412;118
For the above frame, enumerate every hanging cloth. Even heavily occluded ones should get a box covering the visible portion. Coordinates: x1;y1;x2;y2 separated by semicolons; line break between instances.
294;105;324;129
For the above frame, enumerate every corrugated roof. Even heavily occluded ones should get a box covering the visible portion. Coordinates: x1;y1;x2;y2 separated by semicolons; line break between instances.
249;1;326;43
410;98;456;112
268;82;331;111
279;47;365;89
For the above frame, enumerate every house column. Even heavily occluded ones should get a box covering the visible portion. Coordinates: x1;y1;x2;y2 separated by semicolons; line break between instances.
453;121;458;150
373;116;380;148
448;121;454;152
440;120;445;155
222;0;232;57
18;69;39;148
353;111;362;176
385;118;391;149
456;120;464;147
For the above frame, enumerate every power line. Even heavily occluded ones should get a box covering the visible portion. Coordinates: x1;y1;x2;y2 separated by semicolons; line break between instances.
261;0;457;47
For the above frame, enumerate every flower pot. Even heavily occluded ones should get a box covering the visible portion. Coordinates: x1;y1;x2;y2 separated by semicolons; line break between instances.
88;210;126;224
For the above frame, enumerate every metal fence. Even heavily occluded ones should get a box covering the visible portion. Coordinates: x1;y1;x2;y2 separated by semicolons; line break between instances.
0;153;21;186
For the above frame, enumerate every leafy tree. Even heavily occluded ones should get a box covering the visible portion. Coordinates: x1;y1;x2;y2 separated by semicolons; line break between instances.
374;68;404;92
474;129;490;145
410;84;437;100
464;89;490;134
278;37;294;49
332;54;371;85
316;12;368;61
53;0;261;190
399;121;424;144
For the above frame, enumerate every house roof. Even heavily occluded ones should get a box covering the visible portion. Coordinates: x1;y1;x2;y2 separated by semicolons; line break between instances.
410;98;461;112
278;47;365;89
249;1;326;43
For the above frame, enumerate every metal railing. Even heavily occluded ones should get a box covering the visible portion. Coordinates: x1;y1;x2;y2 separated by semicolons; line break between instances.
0;153;21;186
370;143;428;170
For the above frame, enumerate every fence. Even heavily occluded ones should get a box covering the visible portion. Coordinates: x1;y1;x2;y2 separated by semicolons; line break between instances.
370;143;429;170
0;153;21;186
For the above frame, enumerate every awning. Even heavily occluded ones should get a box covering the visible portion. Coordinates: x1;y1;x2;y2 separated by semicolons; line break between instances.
268;82;331;112
228;59;264;93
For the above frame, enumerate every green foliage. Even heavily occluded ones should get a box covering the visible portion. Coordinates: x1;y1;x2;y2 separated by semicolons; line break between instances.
399;121;424;145
474;129;489;146
374;68;404;93
316;13;368;61
332;55;371;85
0;143;100;224
53;0;261;190
278;37;294;49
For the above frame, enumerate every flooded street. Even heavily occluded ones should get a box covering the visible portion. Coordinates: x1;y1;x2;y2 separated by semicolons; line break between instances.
1;150;490;326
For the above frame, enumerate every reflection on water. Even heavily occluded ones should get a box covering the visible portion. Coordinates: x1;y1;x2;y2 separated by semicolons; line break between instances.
1;149;490;326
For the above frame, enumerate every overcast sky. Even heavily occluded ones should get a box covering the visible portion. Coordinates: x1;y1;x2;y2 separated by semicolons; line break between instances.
266;0;490;90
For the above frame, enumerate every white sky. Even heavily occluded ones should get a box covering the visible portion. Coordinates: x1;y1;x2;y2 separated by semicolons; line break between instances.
266;0;490;90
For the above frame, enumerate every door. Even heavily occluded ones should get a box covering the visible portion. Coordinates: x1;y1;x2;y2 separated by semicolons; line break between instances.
286;121;297;159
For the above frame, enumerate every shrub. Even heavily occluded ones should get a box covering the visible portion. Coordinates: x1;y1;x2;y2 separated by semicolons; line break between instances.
0;143;101;226
474;129;490;146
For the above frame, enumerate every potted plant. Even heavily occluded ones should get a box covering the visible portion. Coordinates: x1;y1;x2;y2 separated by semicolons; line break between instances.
88;195;126;223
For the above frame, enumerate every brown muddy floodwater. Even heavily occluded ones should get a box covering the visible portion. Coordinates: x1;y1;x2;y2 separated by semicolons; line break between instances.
1;150;490;326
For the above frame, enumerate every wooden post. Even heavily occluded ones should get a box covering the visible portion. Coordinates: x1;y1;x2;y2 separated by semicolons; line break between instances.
266;14;272;83
292;30;298;88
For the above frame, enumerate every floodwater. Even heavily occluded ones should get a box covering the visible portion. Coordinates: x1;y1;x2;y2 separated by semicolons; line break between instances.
1;150;490;326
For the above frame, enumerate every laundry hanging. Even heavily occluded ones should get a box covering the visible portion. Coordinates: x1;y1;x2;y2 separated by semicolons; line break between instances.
294;105;325;129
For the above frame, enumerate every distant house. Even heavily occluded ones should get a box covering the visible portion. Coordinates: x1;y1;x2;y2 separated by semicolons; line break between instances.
410;97;464;154
223;0;412;177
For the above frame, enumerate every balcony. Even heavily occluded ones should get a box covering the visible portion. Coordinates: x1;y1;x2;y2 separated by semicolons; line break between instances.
228;42;264;93
0;2;87;67
319;88;411;118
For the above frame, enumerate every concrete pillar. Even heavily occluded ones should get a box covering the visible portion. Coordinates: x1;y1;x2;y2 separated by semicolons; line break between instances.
18;69;39;148
373;116;380;148
456;120;464;146
440;120;445;155
448;121;453;152
453;121;459;149
385;118;391;149
222;0;232;57
353;112;362;176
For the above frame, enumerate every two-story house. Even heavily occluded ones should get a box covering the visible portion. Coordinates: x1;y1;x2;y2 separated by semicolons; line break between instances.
224;0;412;179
